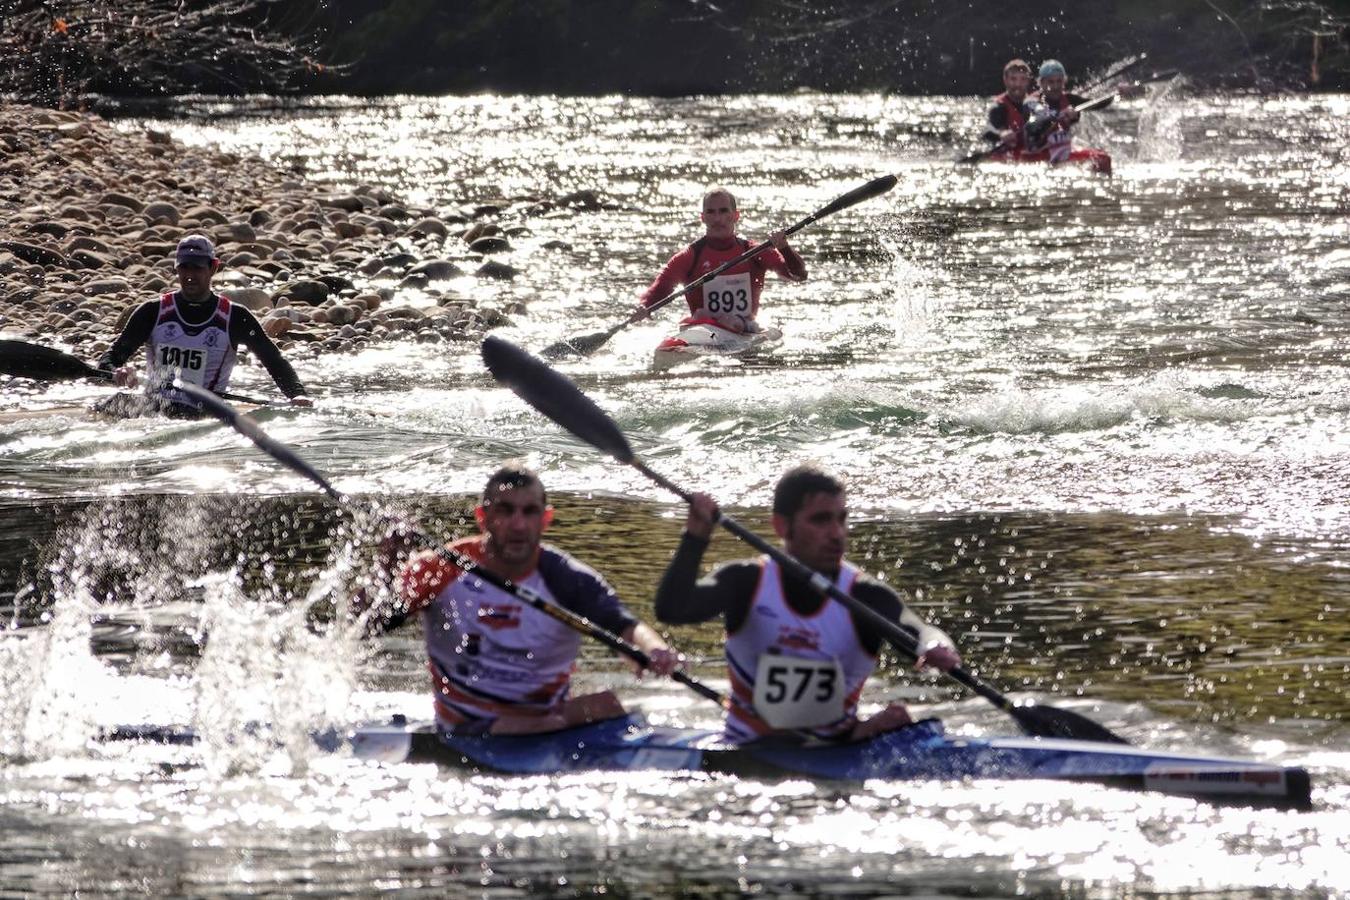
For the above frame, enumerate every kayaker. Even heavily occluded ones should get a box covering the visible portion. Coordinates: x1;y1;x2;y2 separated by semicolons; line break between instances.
1023;60;1113;175
653;465;962;743
386;465;683;736
95;234;311;417
983;58;1036;160
629;188;806;335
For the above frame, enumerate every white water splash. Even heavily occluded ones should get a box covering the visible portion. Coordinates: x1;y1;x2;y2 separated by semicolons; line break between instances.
191;566;364;778
1135;76;1187;162
0;534;115;759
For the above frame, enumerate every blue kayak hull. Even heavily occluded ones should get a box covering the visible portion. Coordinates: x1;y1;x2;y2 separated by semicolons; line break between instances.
343;715;1312;811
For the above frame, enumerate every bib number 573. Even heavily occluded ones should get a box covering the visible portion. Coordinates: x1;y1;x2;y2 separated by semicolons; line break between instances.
752;655;846;730
763;663;837;704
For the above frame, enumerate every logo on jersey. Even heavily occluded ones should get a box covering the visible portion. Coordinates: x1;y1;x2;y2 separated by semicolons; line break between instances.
204;331;218;347
776;626;821;653
476;604;522;631
161;323;179;339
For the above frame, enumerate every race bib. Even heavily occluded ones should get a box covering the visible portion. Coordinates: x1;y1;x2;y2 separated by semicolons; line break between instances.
153;344;207;387
1047;130;1073;163
752;653;845;730
702;272;752;317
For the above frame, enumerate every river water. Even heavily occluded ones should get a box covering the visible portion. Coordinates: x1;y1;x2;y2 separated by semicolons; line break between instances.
1;90;1348;896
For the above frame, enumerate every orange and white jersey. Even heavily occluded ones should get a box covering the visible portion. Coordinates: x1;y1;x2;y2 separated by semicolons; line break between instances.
724;558;877;743
399;536;637;731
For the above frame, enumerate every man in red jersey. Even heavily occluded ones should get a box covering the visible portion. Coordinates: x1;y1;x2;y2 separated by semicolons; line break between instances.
629;187;807;334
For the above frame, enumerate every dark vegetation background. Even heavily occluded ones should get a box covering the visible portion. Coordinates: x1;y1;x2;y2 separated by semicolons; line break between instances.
3;0;1348;106
323;0;1350;94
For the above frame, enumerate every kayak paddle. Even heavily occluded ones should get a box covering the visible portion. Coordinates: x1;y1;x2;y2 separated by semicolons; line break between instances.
482;335;1131;745
1078;53;1148;95
171;379;727;710
0;338;270;405
539;173;898;360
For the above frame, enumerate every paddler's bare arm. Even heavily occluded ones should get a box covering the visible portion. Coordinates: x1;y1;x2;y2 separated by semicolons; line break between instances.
898;605;962;672
622;622;684;677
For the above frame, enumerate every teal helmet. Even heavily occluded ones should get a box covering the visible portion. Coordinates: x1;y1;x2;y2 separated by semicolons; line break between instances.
1039;59;1067;79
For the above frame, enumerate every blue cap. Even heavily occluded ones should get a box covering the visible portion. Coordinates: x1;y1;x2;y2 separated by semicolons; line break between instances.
1039;59;1067;79
175;234;217;266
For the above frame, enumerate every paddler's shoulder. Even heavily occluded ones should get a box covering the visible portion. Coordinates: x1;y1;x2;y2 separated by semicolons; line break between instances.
711;556;770;586
848;571;904;616
445;534;487;561
535;543;623;598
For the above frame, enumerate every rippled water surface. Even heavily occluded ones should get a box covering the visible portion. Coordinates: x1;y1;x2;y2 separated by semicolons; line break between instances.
1;91;1348;896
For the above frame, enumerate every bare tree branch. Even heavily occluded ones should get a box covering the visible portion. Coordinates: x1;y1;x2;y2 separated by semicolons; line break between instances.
0;0;341;108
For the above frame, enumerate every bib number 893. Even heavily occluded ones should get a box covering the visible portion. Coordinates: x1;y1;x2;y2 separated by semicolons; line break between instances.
705;287;749;315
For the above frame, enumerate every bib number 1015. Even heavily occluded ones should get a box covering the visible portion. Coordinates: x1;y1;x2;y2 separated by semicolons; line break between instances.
159;346;205;371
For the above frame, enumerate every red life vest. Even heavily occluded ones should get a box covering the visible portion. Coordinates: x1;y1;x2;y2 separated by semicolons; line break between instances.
993;92;1029;155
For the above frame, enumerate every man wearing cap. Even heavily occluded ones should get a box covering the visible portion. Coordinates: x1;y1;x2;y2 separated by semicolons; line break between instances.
95;234;311;417
1024;60;1112;175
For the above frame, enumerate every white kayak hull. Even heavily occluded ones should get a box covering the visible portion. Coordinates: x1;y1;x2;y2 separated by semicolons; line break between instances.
652;318;782;370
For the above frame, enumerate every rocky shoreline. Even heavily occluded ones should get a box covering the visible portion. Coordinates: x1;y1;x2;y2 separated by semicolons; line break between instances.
0;103;612;369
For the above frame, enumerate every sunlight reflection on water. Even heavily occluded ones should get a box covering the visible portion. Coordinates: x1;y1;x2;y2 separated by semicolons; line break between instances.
1;91;1347;895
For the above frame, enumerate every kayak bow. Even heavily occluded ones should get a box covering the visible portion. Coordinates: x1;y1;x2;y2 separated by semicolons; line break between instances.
652;318;783;370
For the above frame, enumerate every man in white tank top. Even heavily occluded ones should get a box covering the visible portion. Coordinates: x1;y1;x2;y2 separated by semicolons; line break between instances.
97;235;311;417
654;466;961;743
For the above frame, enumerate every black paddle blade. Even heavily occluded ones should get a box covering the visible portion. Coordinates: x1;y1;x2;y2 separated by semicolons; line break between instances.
813;173;898;219
539;328;613;360
0;339;104;381
481;335;635;463
174;381;342;501
1009;701;1130;744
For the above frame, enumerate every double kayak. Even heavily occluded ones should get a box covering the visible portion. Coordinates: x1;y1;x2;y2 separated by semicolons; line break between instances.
978;147;1112;175
652;317;782;370
113;713;1313;810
